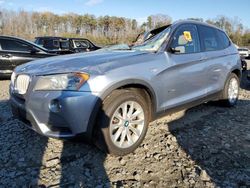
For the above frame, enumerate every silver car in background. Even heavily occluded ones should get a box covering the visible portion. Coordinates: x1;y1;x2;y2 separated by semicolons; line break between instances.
238;47;249;58
10;21;241;155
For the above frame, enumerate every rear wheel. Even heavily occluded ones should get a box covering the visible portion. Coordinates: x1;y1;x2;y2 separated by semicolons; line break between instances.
219;73;239;107
95;89;150;156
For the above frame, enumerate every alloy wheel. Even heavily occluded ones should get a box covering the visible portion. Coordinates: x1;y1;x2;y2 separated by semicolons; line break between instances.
109;101;145;149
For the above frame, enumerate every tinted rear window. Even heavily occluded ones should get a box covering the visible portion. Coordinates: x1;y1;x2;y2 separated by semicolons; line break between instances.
43;39;57;50
198;25;224;51
0;39;31;52
60;40;69;49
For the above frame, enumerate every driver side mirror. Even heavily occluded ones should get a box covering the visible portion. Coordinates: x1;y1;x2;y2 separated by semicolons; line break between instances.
168;46;185;54
29;47;40;54
168;47;180;53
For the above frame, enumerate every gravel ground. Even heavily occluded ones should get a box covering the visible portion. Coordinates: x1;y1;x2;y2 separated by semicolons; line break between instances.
0;64;250;187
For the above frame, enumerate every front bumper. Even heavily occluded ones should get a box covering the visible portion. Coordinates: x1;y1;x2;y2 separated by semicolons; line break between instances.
10;88;100;140
240;54;249;58
0;70;13;74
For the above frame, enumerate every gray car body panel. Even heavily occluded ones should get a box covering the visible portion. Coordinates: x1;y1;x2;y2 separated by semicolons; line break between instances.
10;20;241;139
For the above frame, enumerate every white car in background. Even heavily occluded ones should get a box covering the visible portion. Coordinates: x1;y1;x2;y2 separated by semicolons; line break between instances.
238;47;249;58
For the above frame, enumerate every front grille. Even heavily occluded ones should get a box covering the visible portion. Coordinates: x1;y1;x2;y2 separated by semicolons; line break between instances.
15;75;30;95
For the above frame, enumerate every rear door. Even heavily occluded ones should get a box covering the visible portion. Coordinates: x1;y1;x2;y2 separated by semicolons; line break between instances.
0;42;13;73
197;25;231;94
160;24;208;109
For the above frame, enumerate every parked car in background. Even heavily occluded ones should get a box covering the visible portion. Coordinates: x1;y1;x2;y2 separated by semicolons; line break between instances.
0;36;61;77
237;47;249;71
70;38;101;52
34;37;72;54
35;37;100;53
10;20;241;155
238;47;249;58
241;57;247;71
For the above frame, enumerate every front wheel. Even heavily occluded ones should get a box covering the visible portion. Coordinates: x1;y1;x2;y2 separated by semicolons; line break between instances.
95;89;150;156
219;73;240;107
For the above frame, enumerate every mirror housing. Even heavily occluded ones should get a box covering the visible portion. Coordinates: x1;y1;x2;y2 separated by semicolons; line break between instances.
168;47;181;54
29;47;40;54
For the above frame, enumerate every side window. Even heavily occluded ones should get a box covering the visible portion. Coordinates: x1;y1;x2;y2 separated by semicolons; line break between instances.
217;30;230;49
43;39;56;49
74;40;89;48
53;40;60;48
60;40;70;49
170;25;200;54
198;25;223;51
0;39;32;52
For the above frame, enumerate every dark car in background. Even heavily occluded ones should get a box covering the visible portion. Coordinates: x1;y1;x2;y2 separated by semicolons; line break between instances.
34;37;72;54
35;37;100;53
0;36;59;77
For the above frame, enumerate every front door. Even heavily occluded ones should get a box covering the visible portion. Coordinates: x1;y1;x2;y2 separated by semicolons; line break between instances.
0;50;13;74
160;24;208;110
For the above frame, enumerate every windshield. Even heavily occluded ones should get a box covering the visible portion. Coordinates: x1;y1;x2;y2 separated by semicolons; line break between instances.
28;40;49;51
132;27;171;52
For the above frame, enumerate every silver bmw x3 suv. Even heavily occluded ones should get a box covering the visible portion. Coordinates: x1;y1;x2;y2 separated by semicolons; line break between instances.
10;21;241;155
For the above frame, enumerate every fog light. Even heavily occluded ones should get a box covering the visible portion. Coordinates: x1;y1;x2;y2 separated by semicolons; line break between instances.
49;99;62;113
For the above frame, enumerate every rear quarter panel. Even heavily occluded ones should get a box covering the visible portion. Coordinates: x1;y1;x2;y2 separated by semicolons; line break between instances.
205;45;241;95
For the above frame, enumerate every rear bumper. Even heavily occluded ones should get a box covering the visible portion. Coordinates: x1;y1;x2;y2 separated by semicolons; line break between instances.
10;88;100;140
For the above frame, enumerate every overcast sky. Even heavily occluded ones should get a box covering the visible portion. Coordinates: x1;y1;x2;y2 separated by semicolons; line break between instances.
0;0;249;28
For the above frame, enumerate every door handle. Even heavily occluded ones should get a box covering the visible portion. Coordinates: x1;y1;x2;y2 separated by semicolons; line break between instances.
198;56;207;62
198;57;206;61
213;68;221;72
2;54;12;58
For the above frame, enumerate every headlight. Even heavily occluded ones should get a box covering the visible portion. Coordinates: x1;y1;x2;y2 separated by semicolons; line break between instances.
34;73;89;91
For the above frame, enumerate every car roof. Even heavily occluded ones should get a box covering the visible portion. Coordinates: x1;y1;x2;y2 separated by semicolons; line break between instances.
35;36;90;41
0;35;34;42
35;36;68;40
172;20;226;32
69;38;90;40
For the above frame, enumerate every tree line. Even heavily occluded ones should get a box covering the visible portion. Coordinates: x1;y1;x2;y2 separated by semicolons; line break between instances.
0;9;249;47
0;9;171;45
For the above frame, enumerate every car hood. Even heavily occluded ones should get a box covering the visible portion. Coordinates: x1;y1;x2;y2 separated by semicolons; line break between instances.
15;50;150;75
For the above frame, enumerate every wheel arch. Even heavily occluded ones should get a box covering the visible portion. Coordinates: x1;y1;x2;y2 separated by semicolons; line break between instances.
222;67;241;94
87;79;158;140
231;68;242;79
99;79;157;119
